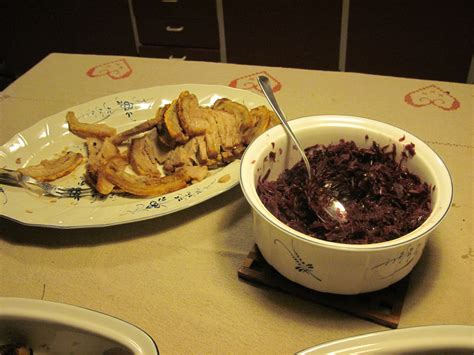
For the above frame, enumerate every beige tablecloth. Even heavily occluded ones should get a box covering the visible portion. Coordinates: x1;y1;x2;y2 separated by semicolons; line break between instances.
1;53;473;354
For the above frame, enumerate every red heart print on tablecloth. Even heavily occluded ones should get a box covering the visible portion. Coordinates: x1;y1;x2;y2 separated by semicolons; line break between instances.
404;85;460;111
229;71;282;94
86;59;133;80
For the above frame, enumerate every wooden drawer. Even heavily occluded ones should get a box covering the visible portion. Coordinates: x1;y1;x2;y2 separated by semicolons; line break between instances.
133;0;217;19
137;18;219;48
139;45;220;62
133;0;219;48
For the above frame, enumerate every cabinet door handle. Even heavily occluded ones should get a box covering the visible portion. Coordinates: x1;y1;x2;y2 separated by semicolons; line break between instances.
169;55;187;60
166;25;184;32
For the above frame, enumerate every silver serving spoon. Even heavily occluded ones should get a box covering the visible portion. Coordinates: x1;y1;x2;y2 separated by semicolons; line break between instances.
257;75;348;224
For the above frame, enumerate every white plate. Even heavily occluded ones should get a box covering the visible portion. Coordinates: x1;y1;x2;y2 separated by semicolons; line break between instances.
297;325;474;354
0;84;267;228
0;297;158;354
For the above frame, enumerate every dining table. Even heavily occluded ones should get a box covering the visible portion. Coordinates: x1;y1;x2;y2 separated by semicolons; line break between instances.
0;53;473;354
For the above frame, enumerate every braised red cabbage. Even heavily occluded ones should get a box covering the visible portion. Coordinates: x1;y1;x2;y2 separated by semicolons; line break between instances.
257;140;432;244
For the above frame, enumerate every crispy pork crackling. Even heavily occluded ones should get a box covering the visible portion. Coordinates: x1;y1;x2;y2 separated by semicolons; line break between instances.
17;91;278;198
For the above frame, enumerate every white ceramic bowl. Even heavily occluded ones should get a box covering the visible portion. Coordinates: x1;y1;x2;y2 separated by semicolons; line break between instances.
240;115;452;295
297;325;474;354
0;297;158;354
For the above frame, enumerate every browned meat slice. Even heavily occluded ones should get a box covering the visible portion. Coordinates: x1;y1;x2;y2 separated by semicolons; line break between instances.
209;109;242;150
95;155;128;195
195;108;243;165
176;165;208;182
155;104;177;149
163;137;199;172
195;135;209;164
111;115;163;145
164;99;189;144
201;108;222;159
220;145;245;164
232;145;246;159
66;111;116;139
95;172;115;195
177;91;209;136
242;106;279;144
18;151;83;182
213;98;253;131
129;135;161;176
85;137;103;167
85;137;120;194
102;156;188;196
144;129;170;165
221;151;234;163
86;138;119;175
157;122;177;148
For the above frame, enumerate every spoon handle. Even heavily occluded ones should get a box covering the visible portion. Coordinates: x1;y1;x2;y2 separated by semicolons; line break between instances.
257;76;311;179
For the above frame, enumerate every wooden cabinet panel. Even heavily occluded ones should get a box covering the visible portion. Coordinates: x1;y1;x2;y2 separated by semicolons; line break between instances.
57;0;137;56
3;0;471;85
132;0;217;19
140;45;220;62
346;0;474;82
2;0;64;76
223;0;342;70
2;0;136;78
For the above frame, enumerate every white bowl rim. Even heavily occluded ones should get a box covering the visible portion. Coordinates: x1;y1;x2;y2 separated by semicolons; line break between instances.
0;297;159;354
240;114;453;252
296;324;474;354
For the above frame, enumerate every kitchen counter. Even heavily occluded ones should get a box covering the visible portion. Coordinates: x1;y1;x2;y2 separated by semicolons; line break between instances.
1;53;472;353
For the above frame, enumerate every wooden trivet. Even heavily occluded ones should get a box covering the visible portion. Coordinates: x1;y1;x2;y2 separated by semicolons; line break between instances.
238;244;409;328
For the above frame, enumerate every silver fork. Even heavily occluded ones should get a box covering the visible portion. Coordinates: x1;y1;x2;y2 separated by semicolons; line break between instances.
0;168;94;200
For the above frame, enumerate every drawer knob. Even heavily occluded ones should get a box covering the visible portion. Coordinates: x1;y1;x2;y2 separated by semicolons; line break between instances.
169;55;187;60
166;25;184;32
